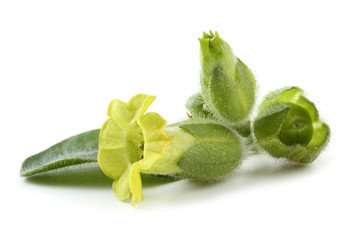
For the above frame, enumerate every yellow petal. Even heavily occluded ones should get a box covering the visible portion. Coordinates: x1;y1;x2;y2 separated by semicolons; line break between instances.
98;119;141;179
107;94;155;128
126;94;156;124
129;162;143;205
112;165;132;200
123;112;172;205
137;112;171;170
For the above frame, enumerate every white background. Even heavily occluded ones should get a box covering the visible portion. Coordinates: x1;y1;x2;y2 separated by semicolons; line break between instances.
1;0;359;239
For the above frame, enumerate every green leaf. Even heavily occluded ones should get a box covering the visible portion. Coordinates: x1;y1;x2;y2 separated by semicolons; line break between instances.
20;129;100;177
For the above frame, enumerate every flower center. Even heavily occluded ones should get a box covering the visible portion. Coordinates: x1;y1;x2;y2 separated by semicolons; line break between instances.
138;142;144;160
278;103;313;146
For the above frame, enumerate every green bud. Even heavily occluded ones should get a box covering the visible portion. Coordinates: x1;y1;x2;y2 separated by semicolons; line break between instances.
199;31;256;126
185;92;212;118
253;87;330;163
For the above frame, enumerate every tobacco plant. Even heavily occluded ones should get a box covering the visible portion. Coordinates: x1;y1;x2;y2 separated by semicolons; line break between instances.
20;31;330;205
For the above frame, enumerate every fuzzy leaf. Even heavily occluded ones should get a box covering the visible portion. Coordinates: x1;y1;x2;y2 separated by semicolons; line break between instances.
20;129;100;176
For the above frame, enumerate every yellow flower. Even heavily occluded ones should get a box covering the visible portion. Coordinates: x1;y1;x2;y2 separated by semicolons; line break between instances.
98;94;172;204
98;94;244;205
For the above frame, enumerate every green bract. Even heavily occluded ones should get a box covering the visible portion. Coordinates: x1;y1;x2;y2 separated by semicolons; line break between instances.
253;87;330;163
185;92;211;118
185;92;251;138
98;94;243;204
199;31;256;126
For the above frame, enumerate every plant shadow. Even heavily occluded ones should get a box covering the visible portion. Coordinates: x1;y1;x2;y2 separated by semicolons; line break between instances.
24;154;314;207
139;154;314;207
24;162;177;189
185;154;309;187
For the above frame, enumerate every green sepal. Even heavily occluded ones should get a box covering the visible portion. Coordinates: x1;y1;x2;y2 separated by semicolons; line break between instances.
254;87;330;163
259;87;319;122
177;120;243;181
254;103;291;140
20;129;100;177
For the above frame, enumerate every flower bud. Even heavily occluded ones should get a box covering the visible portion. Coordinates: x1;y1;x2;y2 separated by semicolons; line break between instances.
253;87;330;163
185;92;211;118
199;31;256;126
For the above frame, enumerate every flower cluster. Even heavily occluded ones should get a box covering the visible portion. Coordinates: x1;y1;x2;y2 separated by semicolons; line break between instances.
20;31;330;205
97;31;330;204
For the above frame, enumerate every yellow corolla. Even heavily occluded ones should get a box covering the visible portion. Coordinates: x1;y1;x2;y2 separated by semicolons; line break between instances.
98;94;172;204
